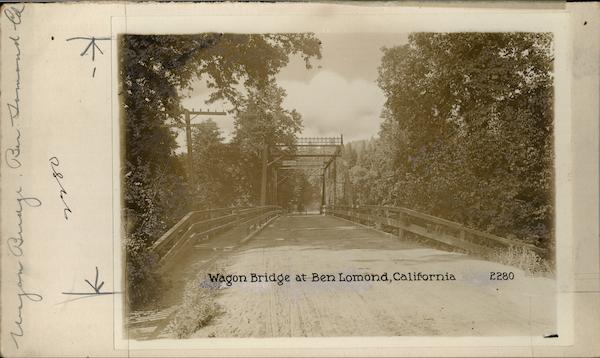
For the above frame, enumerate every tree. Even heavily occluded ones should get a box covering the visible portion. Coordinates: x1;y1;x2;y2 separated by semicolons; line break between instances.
343;143;358;168
189;120;235;208
121;33;321;232
231;81;303;204
376;32;554;248
121;33;321;307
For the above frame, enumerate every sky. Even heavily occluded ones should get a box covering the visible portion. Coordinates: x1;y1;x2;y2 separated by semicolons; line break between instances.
179;32;409;145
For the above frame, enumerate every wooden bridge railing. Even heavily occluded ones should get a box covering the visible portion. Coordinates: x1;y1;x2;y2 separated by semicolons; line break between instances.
151;206;282;265
324;205;546;257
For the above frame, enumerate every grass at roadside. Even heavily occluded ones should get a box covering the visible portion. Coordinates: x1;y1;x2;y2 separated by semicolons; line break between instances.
488;246;553;276
164;270;223;338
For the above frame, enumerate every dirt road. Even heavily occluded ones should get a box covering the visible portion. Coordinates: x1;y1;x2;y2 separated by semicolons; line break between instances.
184;215;556;337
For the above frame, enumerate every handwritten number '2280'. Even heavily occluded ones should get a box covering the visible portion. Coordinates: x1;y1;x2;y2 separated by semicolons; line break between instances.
49;157;72;220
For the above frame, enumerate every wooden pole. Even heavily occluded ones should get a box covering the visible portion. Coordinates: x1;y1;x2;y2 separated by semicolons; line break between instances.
321;167;326;213
185;110;194;189
260;143;268;206
273;168;278;206
164;108;226;191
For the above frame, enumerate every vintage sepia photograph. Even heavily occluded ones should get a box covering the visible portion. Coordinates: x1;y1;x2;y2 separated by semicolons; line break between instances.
120;31;556;340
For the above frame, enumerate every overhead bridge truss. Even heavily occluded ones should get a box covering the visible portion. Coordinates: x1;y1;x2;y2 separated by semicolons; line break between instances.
260;136;344;212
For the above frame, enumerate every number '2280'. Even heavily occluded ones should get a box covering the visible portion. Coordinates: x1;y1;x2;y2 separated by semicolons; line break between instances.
490;272;514;280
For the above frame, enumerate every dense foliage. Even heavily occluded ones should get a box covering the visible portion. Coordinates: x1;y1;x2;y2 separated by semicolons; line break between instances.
121;34;321;307
122;32;555;307
339;33;554;252
231;81;304;204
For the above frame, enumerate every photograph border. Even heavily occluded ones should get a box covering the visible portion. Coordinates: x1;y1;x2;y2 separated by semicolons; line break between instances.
110;3;574;354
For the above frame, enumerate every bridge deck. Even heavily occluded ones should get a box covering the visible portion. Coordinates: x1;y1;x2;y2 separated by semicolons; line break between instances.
133;214;556;338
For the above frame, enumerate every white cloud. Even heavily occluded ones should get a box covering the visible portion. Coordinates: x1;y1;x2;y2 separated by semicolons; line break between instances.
177;70;386;147
279;70;385;142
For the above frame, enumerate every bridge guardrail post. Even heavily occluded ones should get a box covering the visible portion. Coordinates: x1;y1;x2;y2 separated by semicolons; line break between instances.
375;207;383;231
398;212;406;240
234;208;240;225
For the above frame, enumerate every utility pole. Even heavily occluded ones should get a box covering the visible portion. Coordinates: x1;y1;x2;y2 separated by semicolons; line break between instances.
184;111;194;187
260;143;269;206
273;168;278;205
165;108;226;188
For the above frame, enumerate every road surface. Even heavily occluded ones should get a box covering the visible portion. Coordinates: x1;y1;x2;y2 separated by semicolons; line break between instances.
130;214;556;338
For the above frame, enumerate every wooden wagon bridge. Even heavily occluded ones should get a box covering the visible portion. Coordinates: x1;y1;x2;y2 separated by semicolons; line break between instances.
127;135;553;340
149;135;544;264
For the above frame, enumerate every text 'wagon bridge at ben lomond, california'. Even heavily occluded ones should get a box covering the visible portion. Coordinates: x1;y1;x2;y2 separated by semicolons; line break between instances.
127;133;555;340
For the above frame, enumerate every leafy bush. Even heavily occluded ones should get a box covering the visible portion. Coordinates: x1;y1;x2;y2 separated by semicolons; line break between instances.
165;281;221;338
489;246;552;275
125;235;162;309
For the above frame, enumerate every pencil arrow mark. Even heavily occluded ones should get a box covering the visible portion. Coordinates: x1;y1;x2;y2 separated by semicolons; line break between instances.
66;36;111;78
